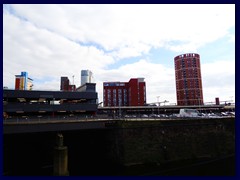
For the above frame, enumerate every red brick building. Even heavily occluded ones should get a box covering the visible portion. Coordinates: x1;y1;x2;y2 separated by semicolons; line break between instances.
60;77;76;91
174;53;203;106
103;78;146;107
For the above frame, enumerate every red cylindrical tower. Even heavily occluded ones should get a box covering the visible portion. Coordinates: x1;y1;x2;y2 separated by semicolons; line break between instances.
174;53;204;106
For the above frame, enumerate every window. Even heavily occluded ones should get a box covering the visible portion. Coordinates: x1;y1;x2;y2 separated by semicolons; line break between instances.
124;89;127;106
113;89;117;106
107;89;111;106
118;89;122;106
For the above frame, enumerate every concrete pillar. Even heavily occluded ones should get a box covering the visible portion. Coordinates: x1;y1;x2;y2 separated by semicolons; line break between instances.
53;133;69;176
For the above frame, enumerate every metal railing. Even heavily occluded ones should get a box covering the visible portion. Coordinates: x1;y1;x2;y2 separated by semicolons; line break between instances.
3;112;235;124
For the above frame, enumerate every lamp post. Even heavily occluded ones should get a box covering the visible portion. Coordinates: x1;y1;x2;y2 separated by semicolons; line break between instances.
164;100;168;106
157;96;160;115
198;97;201;113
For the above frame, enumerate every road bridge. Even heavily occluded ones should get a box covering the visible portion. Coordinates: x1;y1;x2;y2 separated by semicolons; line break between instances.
3;115;234;134
3;119;117;134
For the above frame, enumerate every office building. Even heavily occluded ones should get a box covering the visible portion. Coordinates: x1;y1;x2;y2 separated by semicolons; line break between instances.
76;83;96;92
174;53;203;106
81;70;93;86
103;78;146;107
15;72;33;90
60;77;76;91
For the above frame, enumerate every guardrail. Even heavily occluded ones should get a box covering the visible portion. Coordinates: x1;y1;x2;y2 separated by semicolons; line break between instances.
3;114;235;124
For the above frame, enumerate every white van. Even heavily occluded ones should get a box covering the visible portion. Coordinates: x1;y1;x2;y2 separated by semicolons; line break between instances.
179;109;199;117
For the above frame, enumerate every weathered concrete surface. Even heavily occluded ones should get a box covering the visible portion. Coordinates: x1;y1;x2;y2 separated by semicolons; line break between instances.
108;118;235;166
53;134;69;176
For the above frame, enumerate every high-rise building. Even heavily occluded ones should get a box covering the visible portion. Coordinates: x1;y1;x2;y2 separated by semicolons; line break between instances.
103;82;128;107
15;72;33;90
128;78;146;106
60;77;76;91
60;77;70;91
81;70;93;86
174;53;203;106
103;78;146;107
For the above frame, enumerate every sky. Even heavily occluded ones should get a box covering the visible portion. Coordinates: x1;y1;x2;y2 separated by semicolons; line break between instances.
3;4;235;105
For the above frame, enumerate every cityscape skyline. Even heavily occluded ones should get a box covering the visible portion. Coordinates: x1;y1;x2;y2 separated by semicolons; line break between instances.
3;4;235;104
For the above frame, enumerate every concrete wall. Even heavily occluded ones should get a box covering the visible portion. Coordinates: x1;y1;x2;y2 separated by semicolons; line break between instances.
108;118;235;166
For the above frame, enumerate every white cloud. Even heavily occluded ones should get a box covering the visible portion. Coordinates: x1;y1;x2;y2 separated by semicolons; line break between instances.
8;4;234;56
201;60;235;103
227;34;235;44
110;43;151;60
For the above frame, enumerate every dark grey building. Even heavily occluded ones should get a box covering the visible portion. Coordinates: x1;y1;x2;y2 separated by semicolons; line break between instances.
3;86;98;119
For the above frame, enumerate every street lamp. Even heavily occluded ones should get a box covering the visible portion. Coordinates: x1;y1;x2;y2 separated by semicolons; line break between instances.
157;96;160;115
198;97;201;113
157;96;160;106
164;100;168;106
